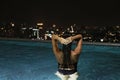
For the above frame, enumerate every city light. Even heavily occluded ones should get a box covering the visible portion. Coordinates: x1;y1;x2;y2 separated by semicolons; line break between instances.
0;21;119;42
37;23;43;26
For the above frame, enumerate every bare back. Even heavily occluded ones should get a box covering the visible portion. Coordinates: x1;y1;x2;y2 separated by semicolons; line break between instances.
52;34;82;64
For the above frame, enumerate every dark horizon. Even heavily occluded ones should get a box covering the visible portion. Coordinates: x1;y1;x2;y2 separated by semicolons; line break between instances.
0;0;120;26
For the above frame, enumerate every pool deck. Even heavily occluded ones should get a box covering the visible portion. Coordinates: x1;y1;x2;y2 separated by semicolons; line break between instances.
0;37;120;47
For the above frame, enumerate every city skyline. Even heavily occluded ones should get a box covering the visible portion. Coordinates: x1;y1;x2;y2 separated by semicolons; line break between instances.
0;0;120;25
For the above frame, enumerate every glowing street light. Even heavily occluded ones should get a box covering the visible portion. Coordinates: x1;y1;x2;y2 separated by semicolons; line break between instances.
10;22;15;27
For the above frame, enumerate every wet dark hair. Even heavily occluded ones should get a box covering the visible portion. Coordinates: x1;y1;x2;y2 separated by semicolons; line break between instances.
62;43;72;66
61;30;73;67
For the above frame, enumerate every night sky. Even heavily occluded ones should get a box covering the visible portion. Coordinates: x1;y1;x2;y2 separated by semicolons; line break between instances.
0;0;120;25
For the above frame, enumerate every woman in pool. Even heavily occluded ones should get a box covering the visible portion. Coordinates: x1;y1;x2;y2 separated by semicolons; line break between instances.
52;32;82;80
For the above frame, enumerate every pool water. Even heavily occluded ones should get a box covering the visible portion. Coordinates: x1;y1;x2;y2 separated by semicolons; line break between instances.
0;40;120;80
